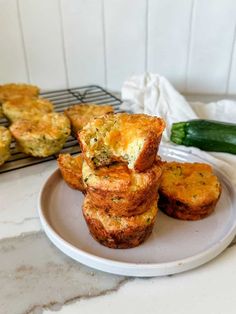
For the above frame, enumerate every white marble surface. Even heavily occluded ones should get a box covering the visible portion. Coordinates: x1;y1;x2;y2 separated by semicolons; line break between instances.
1;93;236;314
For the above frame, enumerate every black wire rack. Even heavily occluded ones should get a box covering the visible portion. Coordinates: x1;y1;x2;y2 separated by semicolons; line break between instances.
0;85;122;174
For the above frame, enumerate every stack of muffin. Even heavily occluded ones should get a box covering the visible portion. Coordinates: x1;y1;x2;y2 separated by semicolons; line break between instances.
78;113;165;249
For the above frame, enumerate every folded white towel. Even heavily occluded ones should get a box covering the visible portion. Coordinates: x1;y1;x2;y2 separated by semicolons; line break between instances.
121;73;236;185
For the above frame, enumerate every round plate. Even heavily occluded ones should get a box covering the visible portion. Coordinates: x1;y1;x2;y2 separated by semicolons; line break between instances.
38;146;236;277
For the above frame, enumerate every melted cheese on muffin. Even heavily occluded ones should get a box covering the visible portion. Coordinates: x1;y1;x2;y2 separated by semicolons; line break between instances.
0;83;39;102
79;113;165;171
3;97;53;122
160;162;221;207
10;113;70;157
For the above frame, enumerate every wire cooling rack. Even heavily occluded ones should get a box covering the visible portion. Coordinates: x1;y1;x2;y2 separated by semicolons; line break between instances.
0;85;122;173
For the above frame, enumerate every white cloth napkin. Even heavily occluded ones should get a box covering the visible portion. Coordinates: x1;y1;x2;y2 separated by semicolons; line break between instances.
121;73;236;186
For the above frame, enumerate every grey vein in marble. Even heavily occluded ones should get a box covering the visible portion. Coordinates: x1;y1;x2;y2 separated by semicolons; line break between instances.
1;231;235;314
0;217;39;226
0;232;129;314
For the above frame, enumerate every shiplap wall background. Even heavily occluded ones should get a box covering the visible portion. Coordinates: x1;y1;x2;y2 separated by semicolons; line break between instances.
0;0;236;94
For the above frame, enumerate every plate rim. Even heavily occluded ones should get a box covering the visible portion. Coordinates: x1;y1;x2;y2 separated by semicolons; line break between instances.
38;146;236;277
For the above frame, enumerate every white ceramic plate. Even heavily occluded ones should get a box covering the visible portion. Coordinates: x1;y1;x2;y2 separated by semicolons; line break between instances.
38;146;236;277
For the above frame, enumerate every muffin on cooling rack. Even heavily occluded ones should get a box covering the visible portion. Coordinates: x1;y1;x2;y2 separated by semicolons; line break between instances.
78;113;165;172
57;153;85;192
64;103;114;135
0;83;40;119
158;162;221;220
0;83;39;102
0;106;4;119
2;97;54;122
83;195;158;249
0;126;11;166
10;112;70;157
83;157;162;217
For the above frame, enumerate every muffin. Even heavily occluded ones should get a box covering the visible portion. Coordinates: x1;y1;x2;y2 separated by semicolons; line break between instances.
64;103;114;135
0;126;11;166
158;162;221;220
83;195;158;249
10;112;70;157
57;153;85;192
0;106;4;119
78;113;165;172
0;83;40;120
83;157;162;216
0;83;39;102
2;97;54;122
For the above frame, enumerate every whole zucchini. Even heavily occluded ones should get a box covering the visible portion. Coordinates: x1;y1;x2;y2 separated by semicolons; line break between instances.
170;119;236;154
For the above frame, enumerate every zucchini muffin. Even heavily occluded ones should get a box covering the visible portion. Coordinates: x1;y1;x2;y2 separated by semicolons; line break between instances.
57;153;85;192
0;83;39;102
158;162;221;220
0;106;4;119
0;83;39;118
83;195;158;249
2;97;54;122
10;112;70;157
65;103;114;135
78;113;165;172
0;126;11;166
83;157;162;216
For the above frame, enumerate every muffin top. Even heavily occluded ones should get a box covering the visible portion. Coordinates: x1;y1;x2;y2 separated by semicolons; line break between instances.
3;96;53;122
10;112;70;140
79;113;165;170
0;83;39;102
65;103;114;133
159;162;221;206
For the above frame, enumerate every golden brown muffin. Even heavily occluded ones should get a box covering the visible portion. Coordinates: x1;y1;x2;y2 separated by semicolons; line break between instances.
0;106;4;119
0;83;40;120
10;112;70;157
2;96;54;122
83;195;158;249
78;113;165;172
158;162;221;220
0;83;39;102
57;153;85;192
0;126;11;166
83;158;162;216
64;103;114;135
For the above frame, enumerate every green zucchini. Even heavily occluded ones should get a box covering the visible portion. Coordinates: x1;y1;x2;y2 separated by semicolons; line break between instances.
170;119;236;154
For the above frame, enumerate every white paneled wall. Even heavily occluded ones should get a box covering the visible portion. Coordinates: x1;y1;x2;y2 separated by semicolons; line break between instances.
104;0;146;90
0;0;236;95
186;0;236;94
147;0;193;91
0;0;28;83
19;0;67;89
61;0;105;87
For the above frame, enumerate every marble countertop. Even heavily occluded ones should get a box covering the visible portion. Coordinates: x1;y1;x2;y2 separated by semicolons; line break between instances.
1;94;236;314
